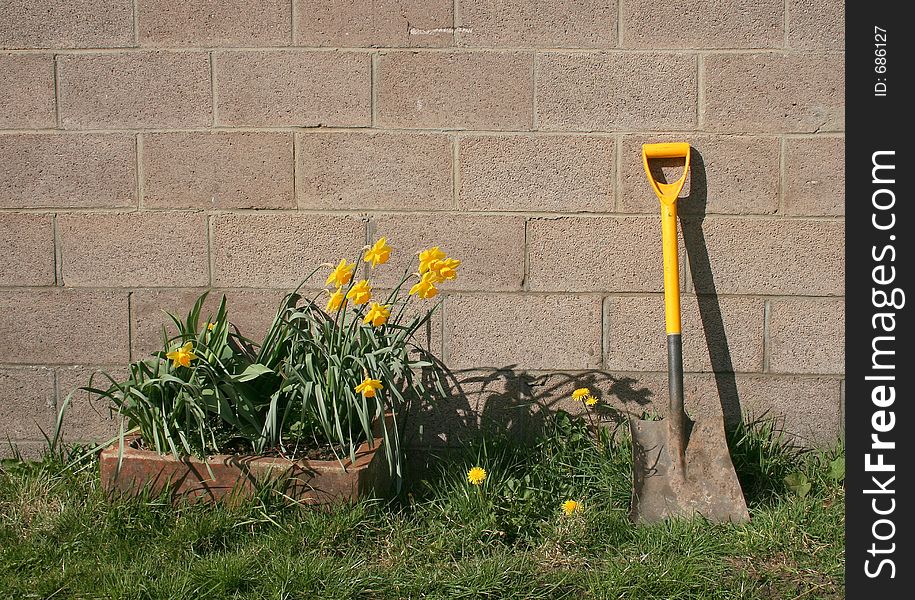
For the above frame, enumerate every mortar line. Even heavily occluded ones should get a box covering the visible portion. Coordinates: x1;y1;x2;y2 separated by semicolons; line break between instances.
451;135;460;209
135;134;144;208
612;133;621;212
52;55;62;128
51;213;60;286
290;0;297;44
127;291;134;362
370;53;379;127
206;214;215;288
617;0;624;47
51;366;60;413
600;295;607;370
521;218;530;291
292;132;299;209
777;136;787;215
783;0;790;49
762;299;771;372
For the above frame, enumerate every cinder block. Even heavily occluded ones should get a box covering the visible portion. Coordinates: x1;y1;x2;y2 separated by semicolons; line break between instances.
0;368;55;440
57;51;212;129
142;132;294;209
214;50;371;127
0;134;136;209
456;0;618;48
295;0;453;48
377;51;533;130
621;0;783;48
0;0;133;49
703;52;844;133
0;289;129;364
57;212;208;287
684;217;843;296
138;0;291;46
619;135;780;215
296;132;452;210
768;298;844;375
212;213;366;288
369;213;526;292
130;288;289;358
459;134;614;212
605;295;765;373
0;54;55;128
788;0;845;50
445;294;603;370
784;137;844;216
526;216;668;292
0;213;55;286
55;365;126;443
537;52;697;131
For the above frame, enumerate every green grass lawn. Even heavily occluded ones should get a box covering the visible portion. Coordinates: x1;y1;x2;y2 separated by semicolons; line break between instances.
1;414;844;599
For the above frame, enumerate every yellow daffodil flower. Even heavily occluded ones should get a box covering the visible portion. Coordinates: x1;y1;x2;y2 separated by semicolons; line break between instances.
467;466;487;486
166;342;197;369
418;246;446;275
346;279;372;305
363;302;391;327
355;376;383;398
326;287;346;312
364;237;392;268
429;257;460;282
409;272;439;299
325;259;355;287
572;387;590;401
562;500;580;516
206;322;215;331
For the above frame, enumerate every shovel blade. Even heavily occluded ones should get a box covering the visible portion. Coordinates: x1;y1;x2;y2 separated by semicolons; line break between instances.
629;414;749;524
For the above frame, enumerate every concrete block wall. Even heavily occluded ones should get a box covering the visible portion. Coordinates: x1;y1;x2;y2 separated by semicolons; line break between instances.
0;1;844;455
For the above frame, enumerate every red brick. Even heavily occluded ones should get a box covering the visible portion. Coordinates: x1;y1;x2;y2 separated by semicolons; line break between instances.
0;368;55;440
296;132;452;211
768;298;844;375
58;212;208;287
0;134;136;209
377;51;533;130
457;0;618;48
138;0;291;46
526;216;670;292
0;213;55;286
537;52;697;131
58;51;212;129
0;54;55;128
703;52;844;133
0;1;133;49
211;213;366;288
621;0;783;48
214;50;371;127
618;135;780;215
142;132;294;209
295;0;453;48
459;134;614;212
445;294;603;370
784;137;844;216
370;214;526;292
0;289;129;364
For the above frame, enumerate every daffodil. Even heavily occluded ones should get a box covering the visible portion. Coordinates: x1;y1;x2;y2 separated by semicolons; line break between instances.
363;302;391;327
467;466;487;486
562;500;580;516
346;279;372;305
418;246;446;275
326;287;346;312
166;342;197;369
572;387;590;401
584;396;599;407
325;259;355;287
364;237;392;268
206;322;215;331
409;272;439;299
429;257;460;282
355;376;383;398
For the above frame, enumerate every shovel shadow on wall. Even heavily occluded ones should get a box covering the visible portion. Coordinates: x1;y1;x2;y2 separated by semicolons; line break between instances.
645;150;744;430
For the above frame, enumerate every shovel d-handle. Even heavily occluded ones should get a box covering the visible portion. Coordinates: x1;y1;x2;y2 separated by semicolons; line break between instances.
642;143;691;468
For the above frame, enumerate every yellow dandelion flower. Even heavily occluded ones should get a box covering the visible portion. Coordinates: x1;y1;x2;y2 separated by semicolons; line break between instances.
364;237;392;268
571;387;590;401
325;259;355;287
165;342;197;369
584;396;599;407
355;376;383;398
409;272;439;299
467;466;487;485
562;500;580;516
325;287;346;312
346;279;372;305
362;302;391;327
418;246;446;275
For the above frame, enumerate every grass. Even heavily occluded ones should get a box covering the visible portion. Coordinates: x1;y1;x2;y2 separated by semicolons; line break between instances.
0;413;844;599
